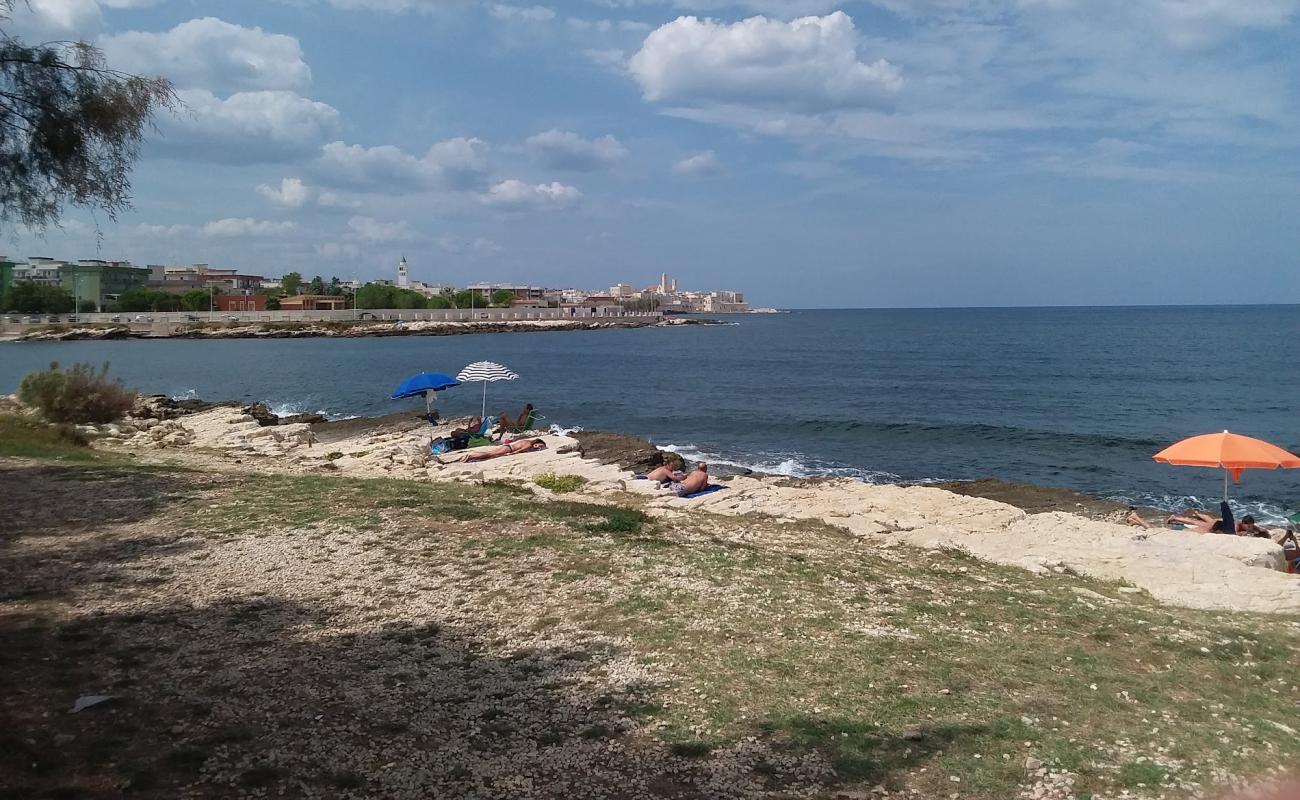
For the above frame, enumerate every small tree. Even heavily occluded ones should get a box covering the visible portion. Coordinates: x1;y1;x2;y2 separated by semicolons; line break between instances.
490;289;516;307
0;1;176;232
180;288;212;312
280;272;302;295
2;281;74;313
307;275;325;295
426;294;451;310
452;290;479;309
18;361;137;424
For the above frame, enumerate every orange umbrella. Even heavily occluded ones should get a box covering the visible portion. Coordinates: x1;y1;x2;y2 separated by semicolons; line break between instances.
1153;430;1300;500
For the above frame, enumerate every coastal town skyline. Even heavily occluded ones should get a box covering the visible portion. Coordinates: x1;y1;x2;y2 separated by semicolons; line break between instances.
2;1;1297;308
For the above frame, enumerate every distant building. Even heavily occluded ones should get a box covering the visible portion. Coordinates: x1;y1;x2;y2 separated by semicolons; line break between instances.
61;260;149;311
216;294;267;312
466;283;546;302
398;256;409;289
279;294;348;311
15;258;64;286
151;264;265;295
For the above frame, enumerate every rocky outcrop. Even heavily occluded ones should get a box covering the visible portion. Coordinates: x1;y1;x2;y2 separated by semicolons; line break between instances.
17;326;131;342
933;478;1134;522
570;431;685;474
133;394;239;420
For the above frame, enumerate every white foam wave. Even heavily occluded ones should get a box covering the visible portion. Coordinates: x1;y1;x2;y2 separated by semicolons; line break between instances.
267;400;356;422
548;423;584;436
659;443;900;483
170;388;198;400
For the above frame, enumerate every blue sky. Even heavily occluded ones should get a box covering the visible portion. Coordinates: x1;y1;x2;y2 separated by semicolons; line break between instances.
4;0;1298;307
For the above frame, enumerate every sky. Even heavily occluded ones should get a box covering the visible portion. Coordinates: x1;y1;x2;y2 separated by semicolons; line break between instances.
2;0;1298;308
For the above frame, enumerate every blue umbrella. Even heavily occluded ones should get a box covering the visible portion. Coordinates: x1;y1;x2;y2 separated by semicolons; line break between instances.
391;372;461;415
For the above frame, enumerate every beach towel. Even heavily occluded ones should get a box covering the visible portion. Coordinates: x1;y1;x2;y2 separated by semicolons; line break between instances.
678;484;726;499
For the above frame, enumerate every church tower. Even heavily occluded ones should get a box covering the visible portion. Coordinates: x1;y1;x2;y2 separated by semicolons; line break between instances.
398;256;409;289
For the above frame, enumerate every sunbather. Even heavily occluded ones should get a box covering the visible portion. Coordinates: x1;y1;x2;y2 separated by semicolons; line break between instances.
497;404;535;432
437;437;546;464
667;463;709;497
1124;508;1152;529
1236;515;1271;537
645;464;685;484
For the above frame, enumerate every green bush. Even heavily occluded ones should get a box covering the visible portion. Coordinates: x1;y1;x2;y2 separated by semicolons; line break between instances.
534;472;587;493
17;361;138;424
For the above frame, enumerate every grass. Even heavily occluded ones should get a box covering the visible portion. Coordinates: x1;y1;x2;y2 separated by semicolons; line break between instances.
0;415;98;461
5;455;1299;800
533;472;587;493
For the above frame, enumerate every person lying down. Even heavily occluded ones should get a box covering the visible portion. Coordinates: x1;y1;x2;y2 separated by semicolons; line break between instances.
435;437;547;464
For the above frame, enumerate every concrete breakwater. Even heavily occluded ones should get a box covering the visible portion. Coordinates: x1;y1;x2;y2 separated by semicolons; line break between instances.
6;316;721;342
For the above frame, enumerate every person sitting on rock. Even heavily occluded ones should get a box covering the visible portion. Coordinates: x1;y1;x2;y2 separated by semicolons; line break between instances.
497;404;535;433
666;463;709;497
644;464;685;484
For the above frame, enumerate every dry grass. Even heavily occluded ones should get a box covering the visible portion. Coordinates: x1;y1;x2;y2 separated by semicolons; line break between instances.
2;460;1297;800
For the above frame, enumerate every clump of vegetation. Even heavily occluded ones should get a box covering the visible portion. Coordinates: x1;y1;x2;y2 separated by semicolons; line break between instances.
17;361;137;424
534;472;587;493
0;415;94;459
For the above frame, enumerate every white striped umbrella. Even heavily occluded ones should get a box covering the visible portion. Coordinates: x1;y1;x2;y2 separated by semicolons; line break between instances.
456;361;519;417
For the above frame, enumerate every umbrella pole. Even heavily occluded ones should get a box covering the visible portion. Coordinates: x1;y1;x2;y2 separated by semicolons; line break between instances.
1224;469;1229;502
481;382;487;419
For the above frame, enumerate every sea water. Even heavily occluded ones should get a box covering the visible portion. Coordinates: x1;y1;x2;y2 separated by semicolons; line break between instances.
3;306;1297;521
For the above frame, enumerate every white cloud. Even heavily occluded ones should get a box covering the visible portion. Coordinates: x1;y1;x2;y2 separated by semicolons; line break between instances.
102;18;312;94
100;0;164;7
629;12;902;112
525;129;628;171
317;241;361;258
256;178;313;208
4;0;103;40
347;216;416;242
482;179;581;210
314;137;490;192
156;90;340;164
489;4;555;22
672;150;722;175
437;236;504;256
202;218;297;237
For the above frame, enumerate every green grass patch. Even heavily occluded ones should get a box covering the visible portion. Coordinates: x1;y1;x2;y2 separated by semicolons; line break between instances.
0;415;98;461
533;472;587;493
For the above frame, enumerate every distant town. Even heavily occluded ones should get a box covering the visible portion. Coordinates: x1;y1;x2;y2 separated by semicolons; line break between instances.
0;255;757;315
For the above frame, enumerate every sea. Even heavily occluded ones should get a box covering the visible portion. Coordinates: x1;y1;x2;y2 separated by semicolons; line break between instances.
3;306;1298;523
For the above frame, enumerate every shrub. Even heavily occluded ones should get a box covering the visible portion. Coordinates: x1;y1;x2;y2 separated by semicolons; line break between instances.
534;472;587;493
17;361;138;424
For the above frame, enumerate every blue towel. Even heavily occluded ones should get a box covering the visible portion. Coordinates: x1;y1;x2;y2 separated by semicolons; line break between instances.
681;484;726;499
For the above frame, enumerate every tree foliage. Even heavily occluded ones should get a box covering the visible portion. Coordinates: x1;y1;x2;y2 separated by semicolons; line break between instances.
115;287;181;312
0;1;176;230
490;289;516;307
18;361;137;424
307;275;325;295
354;282;432;310
1;281;74;313
180;288;213;312
280;272;302;295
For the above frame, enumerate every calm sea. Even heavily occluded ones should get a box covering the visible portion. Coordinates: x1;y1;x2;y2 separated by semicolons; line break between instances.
3;307;1298;521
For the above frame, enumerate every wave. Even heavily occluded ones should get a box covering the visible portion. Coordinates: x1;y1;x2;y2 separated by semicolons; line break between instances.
267;400;356;422
660;443;901;483
170;388;199;401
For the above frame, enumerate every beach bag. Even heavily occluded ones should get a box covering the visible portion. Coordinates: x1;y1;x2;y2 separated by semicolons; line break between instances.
430;437;452;455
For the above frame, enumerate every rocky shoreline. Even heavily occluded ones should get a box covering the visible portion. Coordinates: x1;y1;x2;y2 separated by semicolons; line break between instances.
10;316;722;342
56;396;1297;613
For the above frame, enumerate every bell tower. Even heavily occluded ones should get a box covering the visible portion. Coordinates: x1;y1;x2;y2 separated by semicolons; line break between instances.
398;255;409;288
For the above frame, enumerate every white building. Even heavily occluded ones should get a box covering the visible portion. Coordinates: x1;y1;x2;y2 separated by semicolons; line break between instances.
14;257;65;285
398;256;409;289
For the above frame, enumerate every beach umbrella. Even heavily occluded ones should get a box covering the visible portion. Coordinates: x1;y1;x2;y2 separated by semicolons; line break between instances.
1153;430;1300;501
391;372;461;414
456;361;519;418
